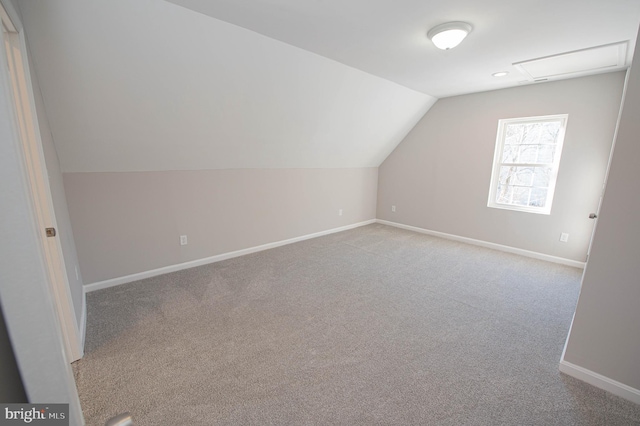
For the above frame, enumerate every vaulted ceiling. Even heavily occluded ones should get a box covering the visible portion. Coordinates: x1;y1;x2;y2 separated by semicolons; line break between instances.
166;0;640;97
18;0;640;172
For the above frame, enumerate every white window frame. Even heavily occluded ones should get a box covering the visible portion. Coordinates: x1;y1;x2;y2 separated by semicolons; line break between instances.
487;114;568;215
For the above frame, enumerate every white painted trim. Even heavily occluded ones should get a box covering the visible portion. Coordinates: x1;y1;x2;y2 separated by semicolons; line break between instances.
3;23;82;363
79;286;86;357
559;359;640;405
376;219;585;268
0;4;84;424
86;219;376;292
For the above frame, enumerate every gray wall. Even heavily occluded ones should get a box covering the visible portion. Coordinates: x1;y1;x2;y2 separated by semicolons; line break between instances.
19;0;398;290
563;36;640;391
377;72;625;262
64;168;378;284
18;0;434;173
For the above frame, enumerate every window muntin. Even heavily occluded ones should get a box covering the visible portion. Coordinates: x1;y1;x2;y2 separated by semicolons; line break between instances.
488;115;567;214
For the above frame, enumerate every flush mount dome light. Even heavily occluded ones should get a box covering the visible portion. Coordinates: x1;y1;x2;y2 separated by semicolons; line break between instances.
427;22;473;50
492;71;509;77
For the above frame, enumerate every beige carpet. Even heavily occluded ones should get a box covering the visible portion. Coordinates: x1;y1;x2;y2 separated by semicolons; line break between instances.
74;224;640;425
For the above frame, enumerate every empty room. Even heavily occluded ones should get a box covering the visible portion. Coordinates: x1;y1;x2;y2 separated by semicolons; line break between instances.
1;0;640;425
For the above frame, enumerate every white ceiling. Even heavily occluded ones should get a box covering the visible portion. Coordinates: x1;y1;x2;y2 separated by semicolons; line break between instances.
166;0;640;98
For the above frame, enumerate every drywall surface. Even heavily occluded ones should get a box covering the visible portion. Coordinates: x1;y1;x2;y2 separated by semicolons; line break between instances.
563;41;640;391
27;46;84;330
165;0;640;98
377;72;625;262
64;168;378;283
19;0;434;172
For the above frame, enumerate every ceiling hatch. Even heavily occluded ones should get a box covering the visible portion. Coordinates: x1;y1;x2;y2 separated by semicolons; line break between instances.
514;41;629;82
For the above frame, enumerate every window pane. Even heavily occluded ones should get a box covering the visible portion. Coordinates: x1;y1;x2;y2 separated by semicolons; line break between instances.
530;188;548;208
516;167;534;186
497;185;532;207
503;143;557;164
511;186;532;206
505;124;522;144
501;144;518;162
532;167;551;187
539;121;561;143
490;115;566;213
499;166;533;186
496;185;547;208
522;123;542;144
496;184;512;204
498;167;512;185
536;145;556;164
518;145;539;163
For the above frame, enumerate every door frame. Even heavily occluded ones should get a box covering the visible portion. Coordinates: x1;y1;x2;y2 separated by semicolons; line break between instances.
584;68;632;265
0;1;84;423
0;1;82;362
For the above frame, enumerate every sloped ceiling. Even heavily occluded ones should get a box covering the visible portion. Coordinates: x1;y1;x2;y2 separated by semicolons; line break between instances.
167;0;640;98
19;0;436;172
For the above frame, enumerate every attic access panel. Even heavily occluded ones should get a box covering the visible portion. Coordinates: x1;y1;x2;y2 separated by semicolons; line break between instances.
514;41;628;82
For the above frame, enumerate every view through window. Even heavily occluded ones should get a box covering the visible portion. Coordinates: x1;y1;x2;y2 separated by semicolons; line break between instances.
488;115;568;214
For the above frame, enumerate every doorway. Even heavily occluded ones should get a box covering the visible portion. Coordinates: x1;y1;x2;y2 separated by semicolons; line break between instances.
1;1;81;364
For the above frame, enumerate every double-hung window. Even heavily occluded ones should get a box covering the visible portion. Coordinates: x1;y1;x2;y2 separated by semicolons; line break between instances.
487;114;568;214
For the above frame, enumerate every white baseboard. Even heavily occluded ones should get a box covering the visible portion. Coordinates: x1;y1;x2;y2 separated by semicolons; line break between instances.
376;219;585;269
559;359;640;405
85;219;376;292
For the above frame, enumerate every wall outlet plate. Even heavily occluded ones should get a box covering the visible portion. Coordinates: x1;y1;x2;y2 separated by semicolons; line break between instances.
560;233;569;243
180;235;188;245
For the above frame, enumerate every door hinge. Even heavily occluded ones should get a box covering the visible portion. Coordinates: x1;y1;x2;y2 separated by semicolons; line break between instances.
45;227;56;237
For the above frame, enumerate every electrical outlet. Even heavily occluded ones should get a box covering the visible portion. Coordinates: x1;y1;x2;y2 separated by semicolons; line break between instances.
560;233;569;243
180;235;188;246
338;209;343;216
391;205;396;212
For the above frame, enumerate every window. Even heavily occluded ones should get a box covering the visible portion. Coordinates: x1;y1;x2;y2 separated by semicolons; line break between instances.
487;114;567;214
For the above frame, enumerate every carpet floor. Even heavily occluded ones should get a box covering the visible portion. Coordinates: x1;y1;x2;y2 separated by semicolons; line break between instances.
74;223;640;425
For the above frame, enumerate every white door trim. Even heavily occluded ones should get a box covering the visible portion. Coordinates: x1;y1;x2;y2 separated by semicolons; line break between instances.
1;1;81;362
0;2;84;424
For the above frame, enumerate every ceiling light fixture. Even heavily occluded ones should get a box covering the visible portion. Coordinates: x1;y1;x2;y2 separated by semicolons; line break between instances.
427;22;473;50
492;71;509;77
